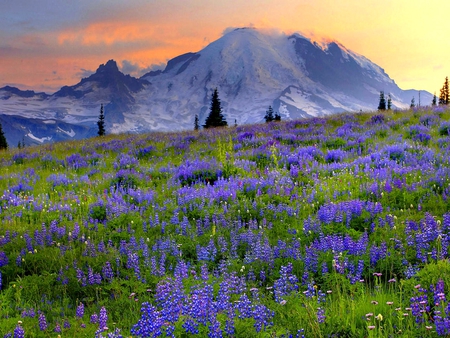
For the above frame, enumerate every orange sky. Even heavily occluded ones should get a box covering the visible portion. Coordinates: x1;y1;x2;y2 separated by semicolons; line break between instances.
0;0;448;95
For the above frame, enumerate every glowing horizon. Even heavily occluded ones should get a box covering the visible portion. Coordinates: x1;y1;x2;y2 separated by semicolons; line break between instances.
1;0;449;95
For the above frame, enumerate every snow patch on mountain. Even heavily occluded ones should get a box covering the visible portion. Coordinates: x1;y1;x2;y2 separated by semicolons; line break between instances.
57;127;76;137
27;133;52;143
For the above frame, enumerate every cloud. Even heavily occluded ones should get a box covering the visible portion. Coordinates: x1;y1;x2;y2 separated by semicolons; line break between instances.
222;24;255;36
120;60;141;75
221;25;292;39
119;60;166;78
76;68;95;79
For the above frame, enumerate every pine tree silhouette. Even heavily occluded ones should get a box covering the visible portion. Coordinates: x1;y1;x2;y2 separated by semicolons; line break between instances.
439;77;449;105
194;114;200;131
0;122;8;150
203;88;227;128
378;91;386;110
264;106;274;123
442;77;449;105
97;104;106;136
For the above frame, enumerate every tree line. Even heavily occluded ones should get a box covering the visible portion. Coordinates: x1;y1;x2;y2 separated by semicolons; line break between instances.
195;88;281;130
0;86;285;150
378;76;449;111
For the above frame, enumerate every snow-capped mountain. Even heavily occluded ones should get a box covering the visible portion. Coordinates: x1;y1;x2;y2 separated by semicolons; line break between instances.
0;27;431;146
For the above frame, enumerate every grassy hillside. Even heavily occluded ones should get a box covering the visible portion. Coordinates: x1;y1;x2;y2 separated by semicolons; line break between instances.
1;108;450;337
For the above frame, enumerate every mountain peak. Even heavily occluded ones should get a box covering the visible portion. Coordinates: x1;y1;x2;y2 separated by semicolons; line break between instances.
96;60;120;74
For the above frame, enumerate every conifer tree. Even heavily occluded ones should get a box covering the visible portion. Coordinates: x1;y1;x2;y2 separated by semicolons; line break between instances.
17;137;25;149
410;97;415;109
274;112;281;121
432;92;437;106
387;93;392;110
439;87;445;105
264;106;274;123
194;114;200;131
378;91;386;110
0;122;8;150
97;104;106;136
441;77;450;105
203;88;227;128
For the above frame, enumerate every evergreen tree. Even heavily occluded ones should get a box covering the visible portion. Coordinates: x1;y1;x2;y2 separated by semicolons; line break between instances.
203;88;227;128
439;87;445;105
194;114;200;131
387;93;392;110
0;122;8;150
378;91;386;110
442;77;449;105
17;137;25;149
97;104;106;136
234;119;237;127
274;112;281;121
410;97;415;109
432;92;437;106
264;106;274;123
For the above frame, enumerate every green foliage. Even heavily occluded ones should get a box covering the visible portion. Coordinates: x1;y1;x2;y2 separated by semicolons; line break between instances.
324;137;347;149
89;204;107;222
217;136;239;178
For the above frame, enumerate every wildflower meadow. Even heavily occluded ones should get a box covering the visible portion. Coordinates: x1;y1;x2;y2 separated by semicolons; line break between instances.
2;108;450;337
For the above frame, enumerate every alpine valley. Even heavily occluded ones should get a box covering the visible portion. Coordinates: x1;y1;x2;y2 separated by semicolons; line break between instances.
0;27;432;146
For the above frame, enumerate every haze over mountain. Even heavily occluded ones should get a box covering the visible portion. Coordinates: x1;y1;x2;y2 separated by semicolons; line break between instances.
0;27;431;146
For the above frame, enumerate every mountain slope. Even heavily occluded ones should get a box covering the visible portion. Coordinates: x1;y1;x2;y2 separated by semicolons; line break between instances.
135;28;430;127
0;27;431;146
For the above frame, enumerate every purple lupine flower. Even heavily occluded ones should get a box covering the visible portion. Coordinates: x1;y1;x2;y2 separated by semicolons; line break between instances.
99;306;108;330
90;313;99;324
76;302;85;318
126;252;141;280
102;261;114;282
208;316;222;338
131;302;164;337
252;303;274;332
114;153;139;170
273;263;299;303
0;251;9;267
317;307;326;323
182;319;199;335
235;293;253;319
432;279;446;305
54;323;62;333
38;311;48;331
410;290;429;324
13;324;25;338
